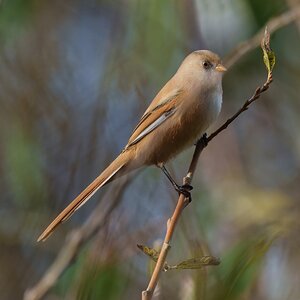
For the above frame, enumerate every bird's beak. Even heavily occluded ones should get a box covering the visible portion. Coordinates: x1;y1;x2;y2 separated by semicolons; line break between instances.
215;63;227;73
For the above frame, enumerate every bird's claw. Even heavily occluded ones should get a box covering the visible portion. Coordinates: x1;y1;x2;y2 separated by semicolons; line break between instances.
195;133;208;147
201;133;208;147
175;184;193;202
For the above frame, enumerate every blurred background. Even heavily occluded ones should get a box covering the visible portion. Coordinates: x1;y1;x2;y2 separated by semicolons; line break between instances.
0;0;300;299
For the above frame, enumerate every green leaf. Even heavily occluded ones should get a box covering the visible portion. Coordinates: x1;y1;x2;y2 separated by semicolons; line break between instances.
170;256;220;270
261;26;276;75
137;244;160;262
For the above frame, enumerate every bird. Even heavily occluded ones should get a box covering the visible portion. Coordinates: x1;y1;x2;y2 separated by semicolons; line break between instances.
38;50;226;242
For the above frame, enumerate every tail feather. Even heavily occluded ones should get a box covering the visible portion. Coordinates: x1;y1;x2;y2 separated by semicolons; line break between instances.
37;153;132;242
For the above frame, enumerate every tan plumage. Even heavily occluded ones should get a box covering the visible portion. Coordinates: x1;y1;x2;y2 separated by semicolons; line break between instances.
37;50;226;242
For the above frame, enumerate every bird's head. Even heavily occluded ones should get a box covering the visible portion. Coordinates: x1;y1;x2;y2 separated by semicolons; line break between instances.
177;50;226;88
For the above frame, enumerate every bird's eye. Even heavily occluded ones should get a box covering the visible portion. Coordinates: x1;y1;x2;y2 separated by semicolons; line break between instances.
202;61;211;69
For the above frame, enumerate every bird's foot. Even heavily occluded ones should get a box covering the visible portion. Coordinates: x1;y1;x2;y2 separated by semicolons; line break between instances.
159;164;193;202
201;133;208;147
175;184;193;203
195;133;208;147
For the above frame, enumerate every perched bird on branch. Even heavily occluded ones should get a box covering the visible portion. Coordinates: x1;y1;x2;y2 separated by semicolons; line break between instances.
38;50;226;242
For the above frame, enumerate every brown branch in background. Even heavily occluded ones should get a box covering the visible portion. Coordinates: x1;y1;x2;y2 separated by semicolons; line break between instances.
141;28;275;300
224;5;300;68
286;0;300;33
24;178;131;300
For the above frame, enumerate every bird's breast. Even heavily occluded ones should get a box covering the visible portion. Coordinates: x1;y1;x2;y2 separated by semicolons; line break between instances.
135;88;222;165
180;87;222;135
206;88;223;125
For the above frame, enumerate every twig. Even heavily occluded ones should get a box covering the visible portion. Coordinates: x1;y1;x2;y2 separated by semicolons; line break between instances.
24;178;130;300
224;5;300;68
141;29;275;300
207;75;273;142
142;139;207;300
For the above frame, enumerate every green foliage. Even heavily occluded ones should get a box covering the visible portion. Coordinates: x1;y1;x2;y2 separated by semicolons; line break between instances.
4;124;46;208
124;0;185;84
56;248;127;300
76;265;127;300
138;243;220;271
0;0;34;39
137;244;160;262
247;0;286;28
212;235;275;300
261;27;276;76
170;256;220;270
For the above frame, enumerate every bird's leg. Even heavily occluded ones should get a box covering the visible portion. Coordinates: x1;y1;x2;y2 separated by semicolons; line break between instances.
159;164;193;202
195;133;208;147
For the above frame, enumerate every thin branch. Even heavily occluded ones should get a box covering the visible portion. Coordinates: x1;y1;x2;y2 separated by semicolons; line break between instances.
141;31;275;300
24;178;130;300
207;75;273;142
142;138;207;300
224;5;300;68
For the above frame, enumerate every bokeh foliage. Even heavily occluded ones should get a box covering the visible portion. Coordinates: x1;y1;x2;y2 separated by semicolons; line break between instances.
0;0;300;299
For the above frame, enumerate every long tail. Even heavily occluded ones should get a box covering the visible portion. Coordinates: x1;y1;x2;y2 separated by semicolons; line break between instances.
37;152;134;242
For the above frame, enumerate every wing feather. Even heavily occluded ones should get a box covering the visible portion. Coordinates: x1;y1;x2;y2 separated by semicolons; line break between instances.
124;89;183;150
125;107;175;148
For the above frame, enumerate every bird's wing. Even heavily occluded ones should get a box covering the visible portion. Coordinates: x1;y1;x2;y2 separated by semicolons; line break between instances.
142;88;182;116
124;89;183;150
